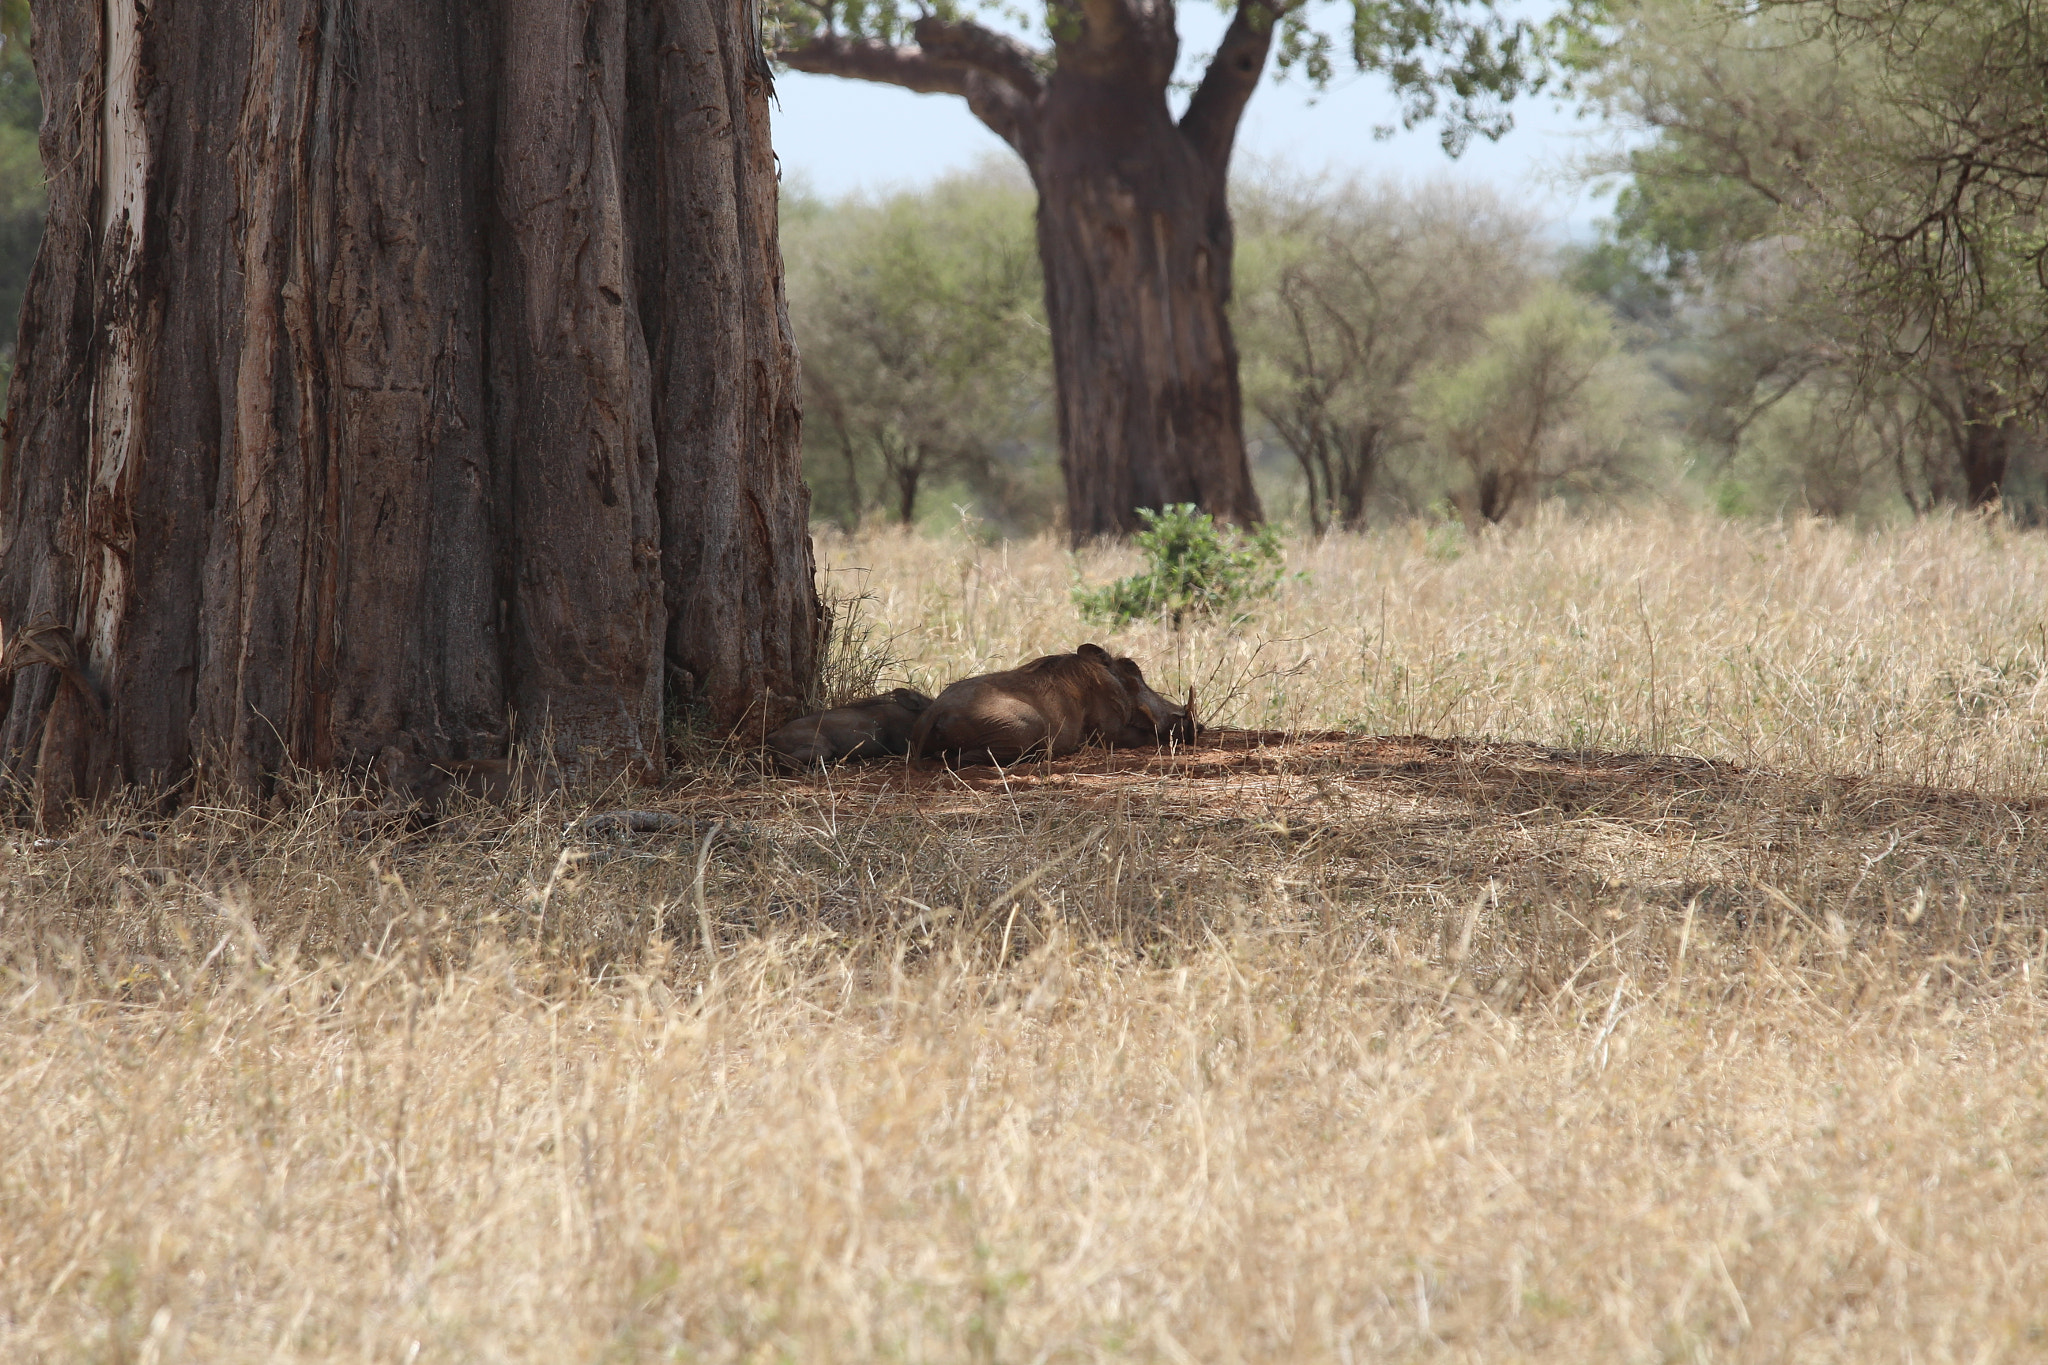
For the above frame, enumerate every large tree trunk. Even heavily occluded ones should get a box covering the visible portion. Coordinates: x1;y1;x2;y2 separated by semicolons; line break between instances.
779;1;1275;542
1035;72;1258;541
0;0;817;816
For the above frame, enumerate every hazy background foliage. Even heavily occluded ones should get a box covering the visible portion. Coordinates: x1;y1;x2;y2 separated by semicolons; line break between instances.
782;165;1057;535
0;20;44;404
784;161;1692;535
783;120;2048;533
776;0;2048;533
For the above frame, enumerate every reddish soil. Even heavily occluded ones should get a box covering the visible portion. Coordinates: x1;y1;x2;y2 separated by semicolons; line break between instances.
755;728;2039;829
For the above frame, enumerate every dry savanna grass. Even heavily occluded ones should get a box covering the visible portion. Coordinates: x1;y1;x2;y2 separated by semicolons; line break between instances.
5;510;2048;1363
823;506;2048;793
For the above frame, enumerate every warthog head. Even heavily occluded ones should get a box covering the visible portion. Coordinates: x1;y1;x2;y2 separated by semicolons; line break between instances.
1085;644;1197;745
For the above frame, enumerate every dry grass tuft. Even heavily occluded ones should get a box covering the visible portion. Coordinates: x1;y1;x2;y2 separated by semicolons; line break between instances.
5;511;2048;1362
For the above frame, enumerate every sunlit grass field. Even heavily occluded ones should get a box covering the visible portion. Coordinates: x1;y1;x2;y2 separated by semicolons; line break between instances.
4;510;2047;1363
824;507;2048;792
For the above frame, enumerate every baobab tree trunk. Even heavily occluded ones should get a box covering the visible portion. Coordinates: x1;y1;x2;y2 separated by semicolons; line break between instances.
781;1;1272;541
1035;71;1257;540
0;0;817;817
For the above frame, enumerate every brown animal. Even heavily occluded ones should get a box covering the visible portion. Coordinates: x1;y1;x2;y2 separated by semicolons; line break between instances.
909;643;1196;767
764;688;935;769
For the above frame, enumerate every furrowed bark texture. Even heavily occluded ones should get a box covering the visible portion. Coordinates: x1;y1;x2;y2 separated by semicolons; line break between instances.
782;0;1271;541
1036;76;1258;540
0;0;816;812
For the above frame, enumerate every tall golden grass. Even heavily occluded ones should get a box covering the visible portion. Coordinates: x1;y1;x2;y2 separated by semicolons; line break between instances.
827;507;2048;791
4;510;2046;1362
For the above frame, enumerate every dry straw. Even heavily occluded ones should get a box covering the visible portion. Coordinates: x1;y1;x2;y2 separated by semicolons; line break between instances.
4;509;2046;1362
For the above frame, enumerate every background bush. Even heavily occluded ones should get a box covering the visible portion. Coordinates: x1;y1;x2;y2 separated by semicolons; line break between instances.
1071;504;1287;628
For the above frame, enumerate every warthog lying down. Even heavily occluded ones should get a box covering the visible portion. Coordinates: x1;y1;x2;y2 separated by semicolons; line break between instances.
764;688;934;769
909;643;1195;767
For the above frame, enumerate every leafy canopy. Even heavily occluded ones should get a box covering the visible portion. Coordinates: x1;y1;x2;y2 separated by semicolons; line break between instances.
1558;0;2048;514
1564;0;2048;402
773;0;1556;153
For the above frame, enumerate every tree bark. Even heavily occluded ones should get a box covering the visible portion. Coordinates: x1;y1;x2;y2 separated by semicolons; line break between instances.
0;0;817;816
781;0;1271;541
891;445;922;526
1034;70;1259;539
1957;388;2013;508
1333;430;1379;532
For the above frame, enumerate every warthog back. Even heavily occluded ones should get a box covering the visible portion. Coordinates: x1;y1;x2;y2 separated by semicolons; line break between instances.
765;688;934;769
910;643;1194;766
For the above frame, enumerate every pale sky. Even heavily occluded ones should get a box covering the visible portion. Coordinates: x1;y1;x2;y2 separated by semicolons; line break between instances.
770;4;1622;238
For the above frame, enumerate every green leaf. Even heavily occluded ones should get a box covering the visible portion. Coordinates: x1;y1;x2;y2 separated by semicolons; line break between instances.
1072;505;1287;628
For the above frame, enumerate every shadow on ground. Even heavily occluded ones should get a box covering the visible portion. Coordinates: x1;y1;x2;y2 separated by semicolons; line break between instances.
724;728;2047;958
6;729;2044;990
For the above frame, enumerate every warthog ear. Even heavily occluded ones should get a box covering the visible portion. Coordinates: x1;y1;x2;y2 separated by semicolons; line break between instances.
1076;642;1112;663
1186;686;1199;732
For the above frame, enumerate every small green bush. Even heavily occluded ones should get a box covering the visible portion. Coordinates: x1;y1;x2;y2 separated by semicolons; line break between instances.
1073;504;1287;628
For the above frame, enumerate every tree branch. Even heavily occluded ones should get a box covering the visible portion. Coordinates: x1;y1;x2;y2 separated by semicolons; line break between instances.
1064;0;1133;57
777;34;1041;156
777;34;967;96
909;17;1046;102
1180;1;1280;169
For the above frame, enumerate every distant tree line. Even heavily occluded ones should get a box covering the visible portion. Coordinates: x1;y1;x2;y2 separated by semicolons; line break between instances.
787;0;2048;533
785;163;1670;534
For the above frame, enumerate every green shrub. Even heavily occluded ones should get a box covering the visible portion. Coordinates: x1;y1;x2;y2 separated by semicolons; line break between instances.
1073;504;1287;628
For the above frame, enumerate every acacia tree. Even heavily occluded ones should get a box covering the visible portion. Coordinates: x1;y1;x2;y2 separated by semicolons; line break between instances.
775;0;1543;540
785;169;1048;528
1570;0;2041;508
1235;178;1538;533
1415;285;1641;524
0;0;819;816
